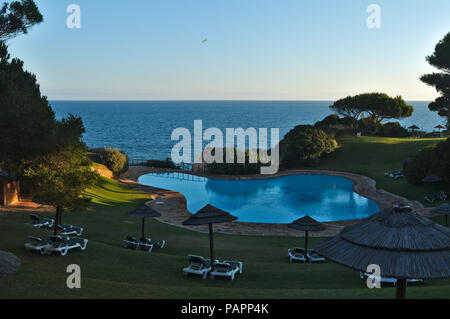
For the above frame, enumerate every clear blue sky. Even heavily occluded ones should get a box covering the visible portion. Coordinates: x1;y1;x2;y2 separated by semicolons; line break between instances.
6;0;450;100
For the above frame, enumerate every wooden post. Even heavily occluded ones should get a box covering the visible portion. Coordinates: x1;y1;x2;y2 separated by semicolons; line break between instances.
304;230;309;252
54;205;63;235
141;217;145;239
209;223;215;271
396;278;407;299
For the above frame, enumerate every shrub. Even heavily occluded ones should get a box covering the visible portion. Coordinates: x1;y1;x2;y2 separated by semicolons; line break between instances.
145;158;178;169
90;148;128;175
314;115;355;135
403;145;436;185
279;125;337;168
205;148;263;175
377;122;409;137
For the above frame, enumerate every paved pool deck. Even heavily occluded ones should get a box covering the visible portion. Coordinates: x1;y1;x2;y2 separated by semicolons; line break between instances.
119;166;432;237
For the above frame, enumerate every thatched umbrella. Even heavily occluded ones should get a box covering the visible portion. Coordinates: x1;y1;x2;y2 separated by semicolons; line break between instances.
431;203;450;227
314;205;450;299
126;204;162;239
422;174;443;183
0;251;21;278
289;215;326;251
182;204;237;271
408;125;419;136
435;125;445;136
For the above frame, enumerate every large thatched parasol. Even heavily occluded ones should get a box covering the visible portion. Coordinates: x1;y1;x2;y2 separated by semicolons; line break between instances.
431;203;450;227
0;251;21;278
126;204;162;239
314;205;450;299
182;204;237;270
289;215;326;251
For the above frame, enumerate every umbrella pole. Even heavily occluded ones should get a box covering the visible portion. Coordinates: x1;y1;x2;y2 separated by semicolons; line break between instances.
304;231;309;252
142;217;145;239
395;279;407;299
209;223;215;271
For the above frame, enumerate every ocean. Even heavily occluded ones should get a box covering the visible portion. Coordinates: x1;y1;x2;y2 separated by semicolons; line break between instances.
51;100;444;161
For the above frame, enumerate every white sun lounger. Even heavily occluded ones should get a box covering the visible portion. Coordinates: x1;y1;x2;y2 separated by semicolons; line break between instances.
210;261;243;280
360;272;423;285
44;236;88;256
57;224;83;236
123;236;154;252
288;248;307;263
183;255;216;279
27;214;54;228
307;250;325;263
141;237;165;249
24;236;52;255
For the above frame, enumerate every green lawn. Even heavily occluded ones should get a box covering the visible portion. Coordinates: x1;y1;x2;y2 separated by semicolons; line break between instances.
0;172;449;298
317;135;448;207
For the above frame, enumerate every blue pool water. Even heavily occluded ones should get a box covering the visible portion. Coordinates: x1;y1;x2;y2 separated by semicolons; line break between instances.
138;173;380;223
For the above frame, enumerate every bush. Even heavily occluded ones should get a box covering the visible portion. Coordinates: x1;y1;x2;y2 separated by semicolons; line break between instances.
314;115;355;135
90;148;128;175
404;145;436;185
205;148;263;175
279;125;337;168
377;122;409;137
145;158;178;169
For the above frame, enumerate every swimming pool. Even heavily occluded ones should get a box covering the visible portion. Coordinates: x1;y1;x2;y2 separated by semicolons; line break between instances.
138;173;380;223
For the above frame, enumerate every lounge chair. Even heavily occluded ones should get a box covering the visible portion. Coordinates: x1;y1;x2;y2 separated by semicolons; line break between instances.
210;261;243;280
57;224;83;236
288;247;307;263
24;236;52;255
27;214;54;228
436;191;448;201
307;249;325;263
44;236;88;256
123;236;153;252
183;255;215;279
360;272;423;286
141;237;165;249
384;171;404;179
425;191;448;203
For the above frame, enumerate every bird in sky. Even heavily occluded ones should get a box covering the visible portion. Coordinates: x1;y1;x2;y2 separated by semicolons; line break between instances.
201;39;207;43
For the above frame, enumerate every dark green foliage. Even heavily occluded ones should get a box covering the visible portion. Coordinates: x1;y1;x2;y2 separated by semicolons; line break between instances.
91;148;129;175
330;93;413;127
403;138;450;186
403;146;436;185
0;0;43;40
377;122;409;138
205;148;263;175
0;42;84;177
279;125;337;168
145;158;178;169
420;32;450;128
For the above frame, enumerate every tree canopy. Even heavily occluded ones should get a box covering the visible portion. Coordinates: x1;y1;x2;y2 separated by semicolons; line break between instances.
420;32;450;128
279;125;337;168
330;93;413;126
0;0;42;41
0;41;58;174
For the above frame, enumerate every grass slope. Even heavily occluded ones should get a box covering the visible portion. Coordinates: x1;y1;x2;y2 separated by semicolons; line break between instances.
318;135;447;207
0;175;449;298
